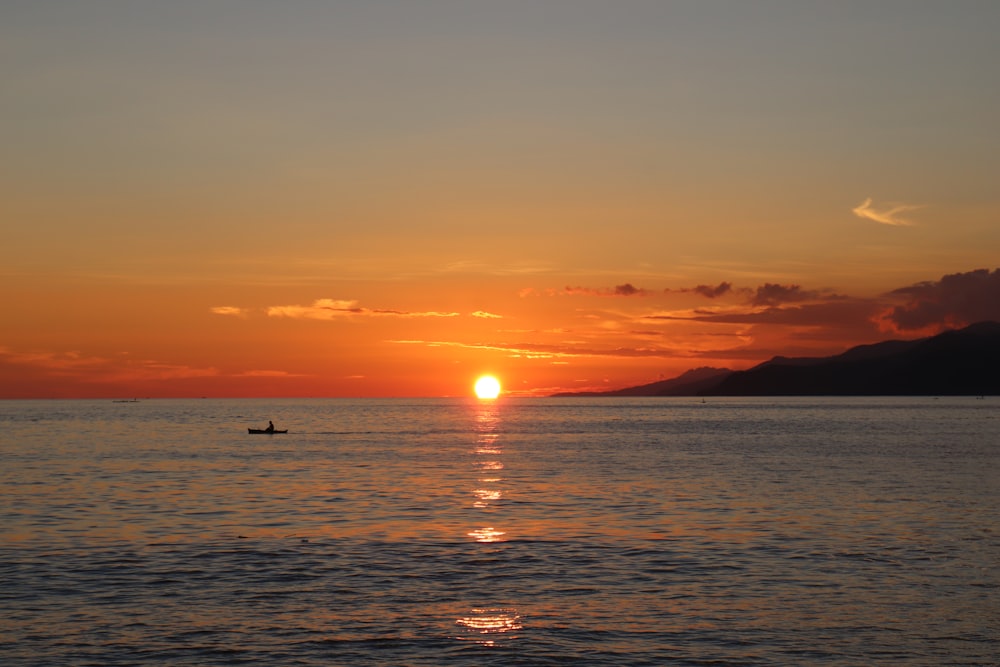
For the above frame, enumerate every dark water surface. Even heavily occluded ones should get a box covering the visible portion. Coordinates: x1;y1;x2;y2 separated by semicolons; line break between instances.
1;397;997;665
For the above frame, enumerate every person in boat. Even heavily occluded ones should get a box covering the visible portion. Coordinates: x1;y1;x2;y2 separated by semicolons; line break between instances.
265;420;275;433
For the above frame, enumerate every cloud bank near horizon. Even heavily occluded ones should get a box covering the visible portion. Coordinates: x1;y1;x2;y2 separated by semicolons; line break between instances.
878;268;1000;332
4;267;999;397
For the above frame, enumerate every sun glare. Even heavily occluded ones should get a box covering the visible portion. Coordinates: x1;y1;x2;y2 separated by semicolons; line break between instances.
474;375;501;399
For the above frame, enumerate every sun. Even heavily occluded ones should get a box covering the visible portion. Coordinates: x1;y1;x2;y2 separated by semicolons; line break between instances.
474;375;502;399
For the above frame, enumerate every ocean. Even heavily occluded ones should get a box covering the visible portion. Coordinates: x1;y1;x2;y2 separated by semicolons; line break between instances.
1;397;996;665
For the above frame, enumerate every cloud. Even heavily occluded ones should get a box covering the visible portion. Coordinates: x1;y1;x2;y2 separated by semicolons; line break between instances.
438;259;555;276
647;268;1000;337
878;268;1000;332
210;306;248;317
267;298;460;320
0;346;221;383
561;283;652;297
388;338;680;359
650;299;879;327
0;347;108;372
751;283;823;307
471;311;503;319
110;361;220;382
692;282;733;299
852;197;923;226
669;282;736;299
234;369;308;378
267;299;361;319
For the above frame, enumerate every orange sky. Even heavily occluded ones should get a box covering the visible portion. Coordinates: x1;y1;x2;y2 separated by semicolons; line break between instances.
3;2;1000;398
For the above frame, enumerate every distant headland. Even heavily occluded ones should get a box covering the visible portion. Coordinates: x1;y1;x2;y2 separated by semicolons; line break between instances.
552;321;1000;397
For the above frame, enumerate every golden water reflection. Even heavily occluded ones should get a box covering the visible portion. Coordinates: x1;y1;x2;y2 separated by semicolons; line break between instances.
471;402;506;514
468;405;509;544
457;402;520;641
467;526;505;543
475;432;501;455
455;608;522;646
473;488;502;508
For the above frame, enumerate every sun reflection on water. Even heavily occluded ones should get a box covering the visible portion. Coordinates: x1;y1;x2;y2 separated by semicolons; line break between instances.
473;488;502;508
475;432;501;455
468;407;507;542
471;401;505;511
455;608;523;646
458;402;520;641
467;526;506;542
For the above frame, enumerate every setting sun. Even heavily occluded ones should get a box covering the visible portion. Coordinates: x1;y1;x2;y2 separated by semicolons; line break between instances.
474;375;502;399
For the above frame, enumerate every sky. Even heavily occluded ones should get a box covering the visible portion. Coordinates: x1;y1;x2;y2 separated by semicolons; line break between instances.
3;0;1000;398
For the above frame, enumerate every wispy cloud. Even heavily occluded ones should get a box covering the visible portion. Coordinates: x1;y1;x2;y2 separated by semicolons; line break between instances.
438;259;555;276
0;346;220;383
210;306;248;317
852;197;923;226
267;299;460;320
537;283;653;297
0;347;108;371
109;361;220;382
267;299;361;319
233;369;307;378
388;338;681;359
648;300;879;327
471;311;503;319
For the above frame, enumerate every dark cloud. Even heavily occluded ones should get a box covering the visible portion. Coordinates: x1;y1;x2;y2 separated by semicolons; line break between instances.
880;268;1000;331
693;282;733;299
562;283;651;297
665;268;1000;335
652;300;880;328
667;282;737;299
670;281;831;305
751;283;821;306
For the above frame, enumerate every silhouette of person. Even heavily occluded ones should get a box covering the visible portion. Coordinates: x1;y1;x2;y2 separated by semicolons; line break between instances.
265;420;275;433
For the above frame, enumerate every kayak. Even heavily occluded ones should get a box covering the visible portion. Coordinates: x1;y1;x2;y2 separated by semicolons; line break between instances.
248;428;288;434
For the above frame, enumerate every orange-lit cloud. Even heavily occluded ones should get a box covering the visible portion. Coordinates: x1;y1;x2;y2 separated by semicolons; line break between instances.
471;311;503;319
851;197;923;226
234;370;308;378
389;338;687;359
108;361;220;382
267;299;460;320
0;347;108;372
0;346;220;384
210;306;248;317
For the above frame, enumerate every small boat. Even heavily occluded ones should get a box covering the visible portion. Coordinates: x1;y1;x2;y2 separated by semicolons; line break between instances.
248;428;288;434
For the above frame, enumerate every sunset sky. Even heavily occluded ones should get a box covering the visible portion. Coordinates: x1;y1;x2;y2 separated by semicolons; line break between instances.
3;1;1000;398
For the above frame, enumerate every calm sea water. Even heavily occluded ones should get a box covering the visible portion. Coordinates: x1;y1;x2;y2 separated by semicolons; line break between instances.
1;397;997;665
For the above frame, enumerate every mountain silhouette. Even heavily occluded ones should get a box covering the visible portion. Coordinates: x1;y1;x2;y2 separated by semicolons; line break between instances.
554;322;1000;397
551;367;732;397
